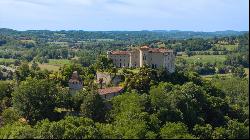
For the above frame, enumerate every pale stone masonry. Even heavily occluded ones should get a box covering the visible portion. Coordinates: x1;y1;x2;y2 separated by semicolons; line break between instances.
68;71;83;94
107;46;175;73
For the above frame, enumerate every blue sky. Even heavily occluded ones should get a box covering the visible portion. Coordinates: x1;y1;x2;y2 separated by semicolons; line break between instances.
0;0;249;31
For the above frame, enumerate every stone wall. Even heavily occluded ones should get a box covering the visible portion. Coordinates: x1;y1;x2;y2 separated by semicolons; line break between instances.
96;72;122;86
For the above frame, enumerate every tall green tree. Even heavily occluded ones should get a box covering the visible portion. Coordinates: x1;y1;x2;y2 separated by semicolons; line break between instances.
12;78;58;123
160;122;195;139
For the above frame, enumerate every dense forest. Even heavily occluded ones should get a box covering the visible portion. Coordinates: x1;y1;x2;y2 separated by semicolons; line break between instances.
0;29;249;139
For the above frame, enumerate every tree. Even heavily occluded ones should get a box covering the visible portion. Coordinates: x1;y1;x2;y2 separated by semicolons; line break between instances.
212;127;228;139
14;62;30;82
160;122;195;139
149;82;183;123
96;123;118;139
185;50;193;57
0;81;13;112
35;116;100;139
110;92;149;139
0;122;36;139
94;55;114;72
226;119;249;139
150;81;230;128
212;77;249;117
14;59;21;66
2;108;20;125
193;124;213;139
0;81;13;101
31;61;40;71
80;90;106;122
232;66;246;78
125;66;158;94
212;119;249;139
12;78;58;123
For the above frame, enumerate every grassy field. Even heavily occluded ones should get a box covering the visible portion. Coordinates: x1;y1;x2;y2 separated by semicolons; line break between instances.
28;59;71;71
211;44;238;51
201;73;233;80
0;58;16;63
177;55;227;64
20;40;36;43
0;58;71;71
0;80;14;85
48;59;71;65
37;63;61;71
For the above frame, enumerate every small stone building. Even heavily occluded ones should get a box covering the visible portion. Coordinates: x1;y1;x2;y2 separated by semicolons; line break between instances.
98;86;124;100
68;71;83;94
96;72;123;86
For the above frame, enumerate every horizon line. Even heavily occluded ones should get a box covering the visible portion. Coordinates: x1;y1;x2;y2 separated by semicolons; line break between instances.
0;28;249;32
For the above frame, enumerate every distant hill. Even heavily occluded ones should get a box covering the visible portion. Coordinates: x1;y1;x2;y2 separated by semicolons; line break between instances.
0;28;248;43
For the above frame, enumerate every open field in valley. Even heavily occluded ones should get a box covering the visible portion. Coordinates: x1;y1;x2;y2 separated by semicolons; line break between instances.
177;55;227;64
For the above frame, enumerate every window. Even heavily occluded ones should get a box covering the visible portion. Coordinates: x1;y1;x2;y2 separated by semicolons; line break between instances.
120;63;121;67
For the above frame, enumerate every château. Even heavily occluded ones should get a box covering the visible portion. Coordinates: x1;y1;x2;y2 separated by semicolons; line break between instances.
107;46;175;73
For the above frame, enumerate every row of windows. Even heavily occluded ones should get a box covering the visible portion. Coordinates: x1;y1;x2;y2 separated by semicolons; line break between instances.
118;63;130;67
112;59;128;62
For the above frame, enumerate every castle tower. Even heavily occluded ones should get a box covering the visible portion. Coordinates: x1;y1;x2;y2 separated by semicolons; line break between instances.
139;46;149;67
107;51;112;59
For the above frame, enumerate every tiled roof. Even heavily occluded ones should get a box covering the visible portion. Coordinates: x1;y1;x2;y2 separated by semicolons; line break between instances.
148;48;169;53
110;51;130;55
108;46;171;55
98;86;123;95
140;46;170;53
140;46;149;49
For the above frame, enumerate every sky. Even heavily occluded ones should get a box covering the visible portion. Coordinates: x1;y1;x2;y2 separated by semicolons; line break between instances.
0;0;249;31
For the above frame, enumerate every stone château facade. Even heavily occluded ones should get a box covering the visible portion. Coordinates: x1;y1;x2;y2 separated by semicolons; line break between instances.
107;46;175;73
